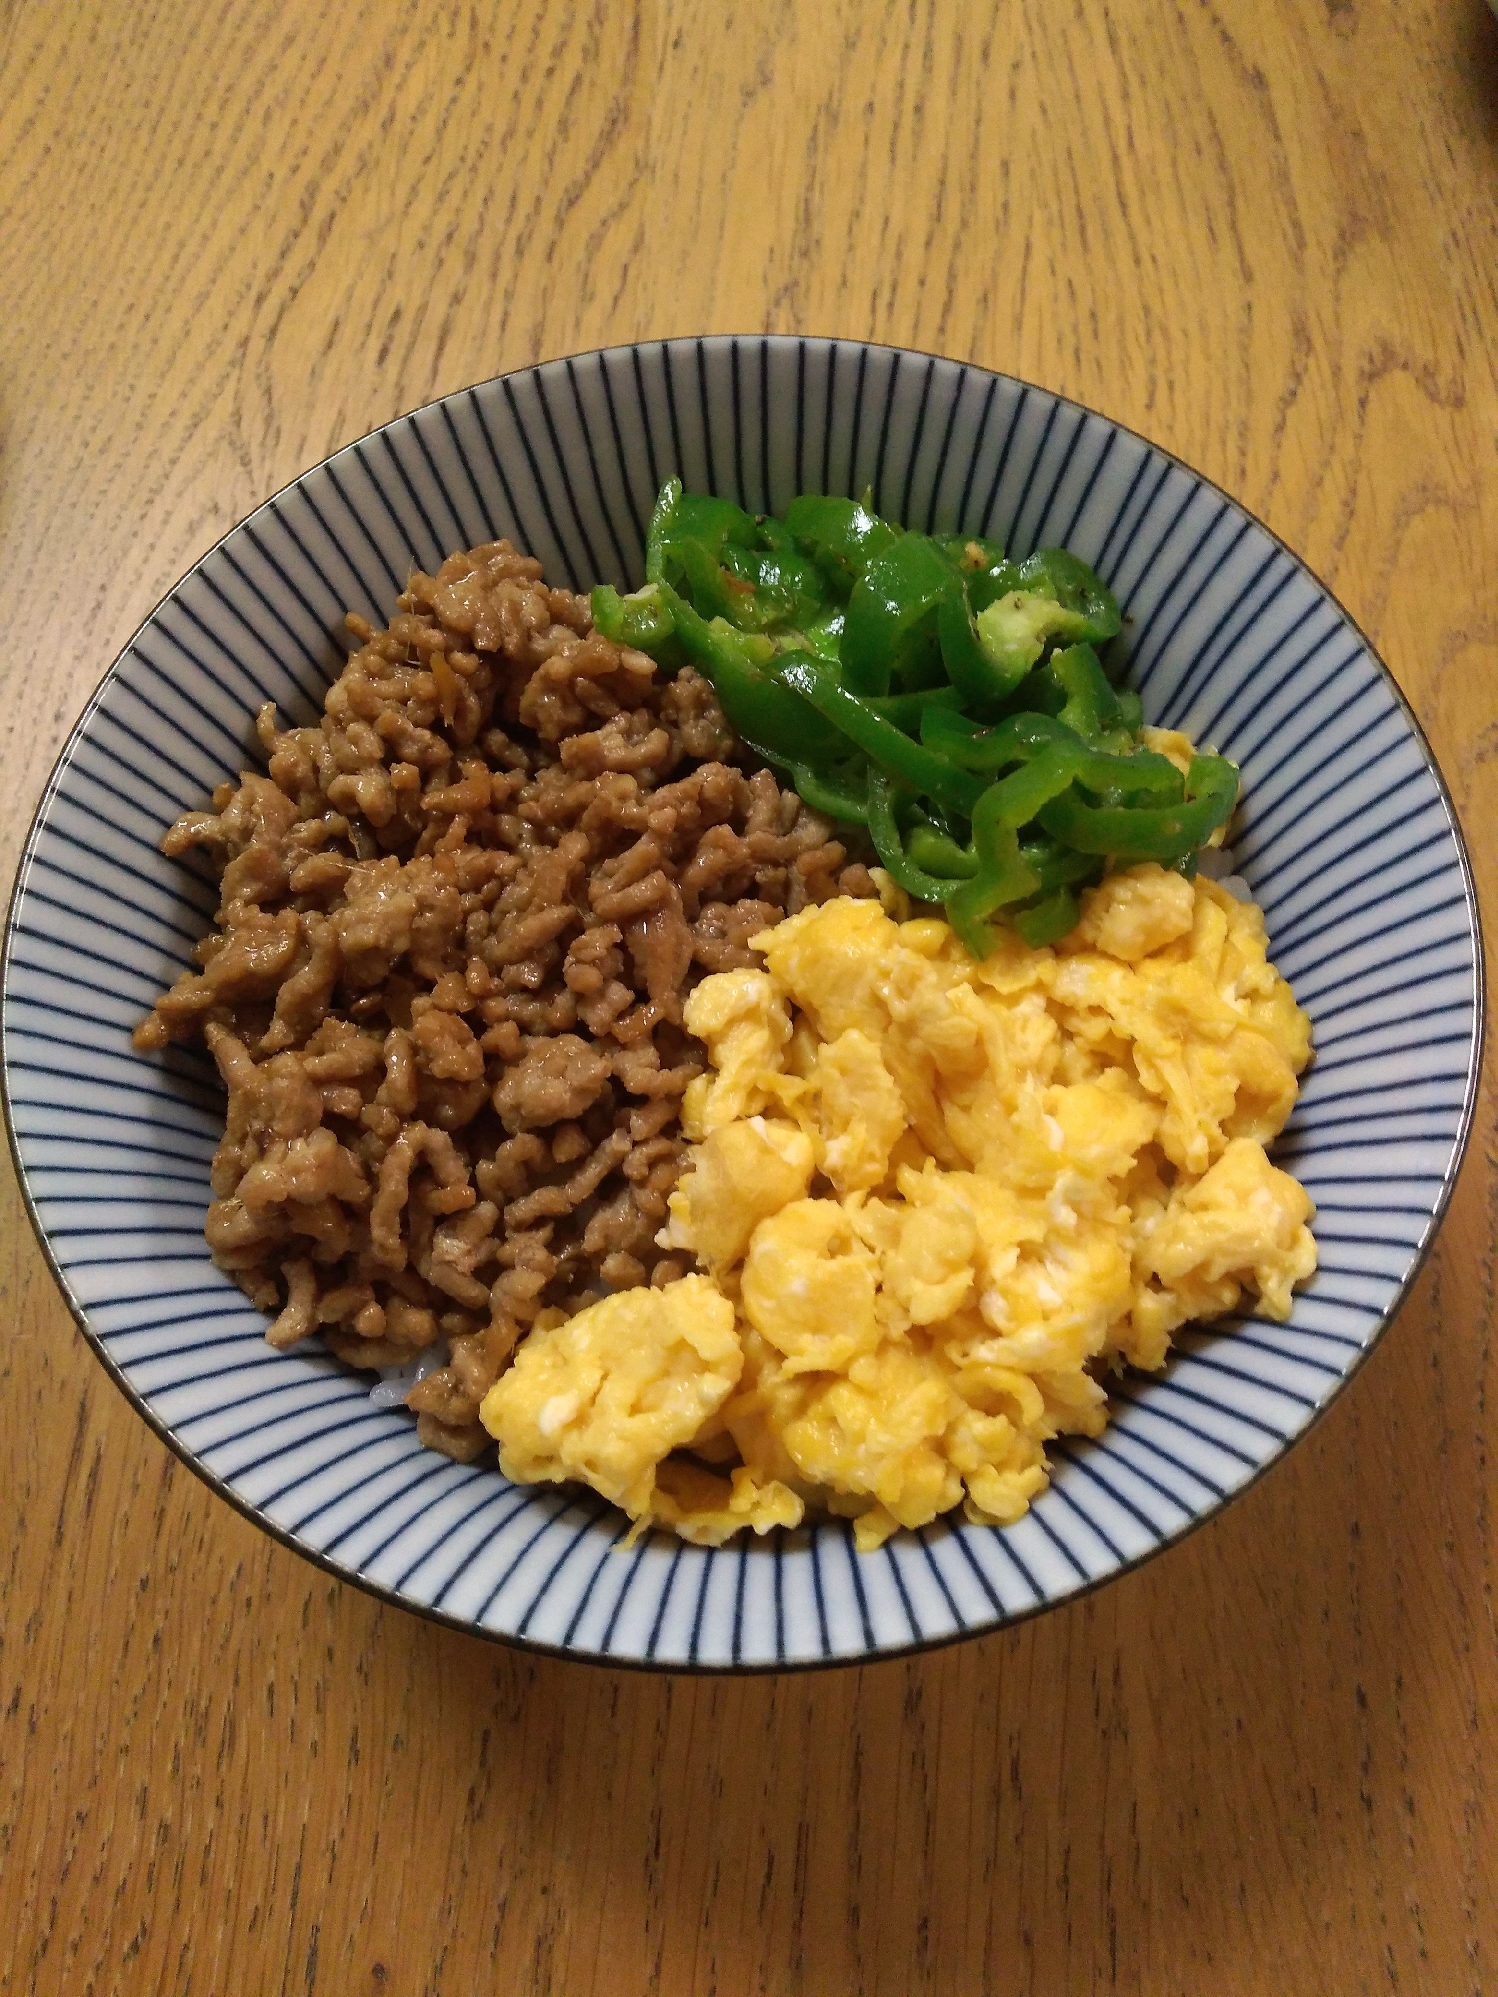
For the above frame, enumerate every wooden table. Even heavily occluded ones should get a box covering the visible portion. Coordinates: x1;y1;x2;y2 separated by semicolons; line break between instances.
4;3;1496;1990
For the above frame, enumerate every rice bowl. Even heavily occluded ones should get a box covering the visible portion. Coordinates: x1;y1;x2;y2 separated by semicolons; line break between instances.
2;338;1481;1669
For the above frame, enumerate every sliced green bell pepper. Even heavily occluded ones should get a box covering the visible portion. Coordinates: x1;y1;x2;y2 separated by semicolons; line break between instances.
789;757;869;824
644;477;682;585
865;770;964;902
719;544;829;630
671;491;759;556
1048;644;1131;749
754;513;796;554
776;657;987;818
590;581;676;652
1012;887;1084;949
656;538;744;623
787;604;846;662
920;706;1184;807
783;494;901;597
1014;550;1122;644
907;822;979;880
942;781;1046;958
973;589;1091;689
656;588;843;766
938;582;1029;707
839;532;955;695
626;478;1229;961
864;684;965;733
1038;752;1238;860
966;549;1123;686
1019;837;1107;895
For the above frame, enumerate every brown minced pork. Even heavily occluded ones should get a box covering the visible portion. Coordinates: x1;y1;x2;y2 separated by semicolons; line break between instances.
134;538;878;1462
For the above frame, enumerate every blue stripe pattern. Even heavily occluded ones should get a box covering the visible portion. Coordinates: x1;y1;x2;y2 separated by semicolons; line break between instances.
1;338;1482;1671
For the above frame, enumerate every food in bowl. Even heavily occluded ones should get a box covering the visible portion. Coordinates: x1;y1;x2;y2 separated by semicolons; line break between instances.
484;879;1315;1548
134;537;879;1462
595;480;1242;955
135;483;1316;1545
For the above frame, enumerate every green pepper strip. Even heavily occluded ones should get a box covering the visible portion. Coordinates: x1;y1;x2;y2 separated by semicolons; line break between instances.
898;814;1110;914
795;604;845;662
656;589;845;765
665;536;822;635
908;823;978;879
921;707;1185;806
864;684;965;732
776;657;987;818
790;759;868;824
938;583;1030;706
940;738;1103;955
783;494;901;587
663;536;745;625
1013;888;1083;949
865;771;961;901
1048;644;1128;746
1021;838;1106;894
966;558;1024;616
943;781;1051;957
840;532;956;695
1116;688;1144;732
590;582;675;651
1015;549;1122;644
1037;752;1239;859
644;477;681;584
719;543;829;629
670;491;759;556
921;704;1065;763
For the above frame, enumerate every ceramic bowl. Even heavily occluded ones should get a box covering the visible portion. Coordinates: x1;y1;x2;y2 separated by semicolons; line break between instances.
3;339;1482;1670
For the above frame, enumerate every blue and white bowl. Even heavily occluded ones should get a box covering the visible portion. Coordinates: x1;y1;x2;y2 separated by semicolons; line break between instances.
4;339;1483;1670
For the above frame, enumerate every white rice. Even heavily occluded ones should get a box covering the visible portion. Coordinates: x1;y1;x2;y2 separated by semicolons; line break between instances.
1196;845;1252;902
370;1343;450;1409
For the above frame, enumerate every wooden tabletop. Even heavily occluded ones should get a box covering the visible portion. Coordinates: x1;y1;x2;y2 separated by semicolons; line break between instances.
4;3;1496;1990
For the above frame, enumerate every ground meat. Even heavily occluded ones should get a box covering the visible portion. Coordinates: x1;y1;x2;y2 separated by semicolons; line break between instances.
136;537;878;1459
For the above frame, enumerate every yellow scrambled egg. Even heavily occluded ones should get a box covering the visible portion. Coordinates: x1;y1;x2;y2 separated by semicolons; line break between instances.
480;864;1316;1549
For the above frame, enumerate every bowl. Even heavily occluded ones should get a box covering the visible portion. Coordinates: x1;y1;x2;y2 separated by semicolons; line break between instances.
3;338;1482;1670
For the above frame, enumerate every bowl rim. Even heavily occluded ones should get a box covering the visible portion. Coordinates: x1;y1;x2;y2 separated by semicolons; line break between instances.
3;334;1487;1674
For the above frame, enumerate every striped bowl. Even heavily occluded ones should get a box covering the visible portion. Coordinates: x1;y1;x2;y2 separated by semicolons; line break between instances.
4;339;1482;1670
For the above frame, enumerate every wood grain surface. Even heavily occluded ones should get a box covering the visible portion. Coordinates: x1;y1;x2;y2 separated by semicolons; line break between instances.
3;2;1496;1991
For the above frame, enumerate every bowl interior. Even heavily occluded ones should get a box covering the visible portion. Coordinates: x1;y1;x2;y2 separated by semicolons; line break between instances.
3;338;1482;1668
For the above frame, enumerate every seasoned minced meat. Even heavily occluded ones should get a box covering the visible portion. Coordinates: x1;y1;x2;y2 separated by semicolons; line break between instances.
136;537;878;1461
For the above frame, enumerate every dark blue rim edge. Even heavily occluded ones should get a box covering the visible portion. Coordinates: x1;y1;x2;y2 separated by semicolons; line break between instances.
1;334;1487;1678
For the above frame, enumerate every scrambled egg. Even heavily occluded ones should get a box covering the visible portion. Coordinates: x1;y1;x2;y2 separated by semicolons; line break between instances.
480;865;1316;1550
